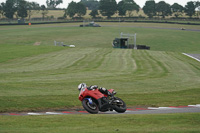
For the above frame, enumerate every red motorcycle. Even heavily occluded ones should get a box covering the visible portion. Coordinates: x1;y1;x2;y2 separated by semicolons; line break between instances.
78;83;127;114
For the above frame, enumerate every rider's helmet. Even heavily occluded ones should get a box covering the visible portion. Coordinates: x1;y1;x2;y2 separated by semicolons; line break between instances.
78;83;87;91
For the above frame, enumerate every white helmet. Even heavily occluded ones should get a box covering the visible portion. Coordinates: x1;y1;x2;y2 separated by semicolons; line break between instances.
78;83;87;91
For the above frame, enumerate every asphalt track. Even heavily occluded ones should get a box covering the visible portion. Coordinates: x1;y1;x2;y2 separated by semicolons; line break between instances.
0;104;200;115
183;53;200;62
102;25;200;32
18;24;200;32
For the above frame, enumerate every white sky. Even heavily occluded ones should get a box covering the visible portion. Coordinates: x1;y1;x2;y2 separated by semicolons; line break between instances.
0;0;191;8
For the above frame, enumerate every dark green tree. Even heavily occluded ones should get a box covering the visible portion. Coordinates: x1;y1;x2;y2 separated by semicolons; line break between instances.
0;3;3;18
117;1;126;16
89;9;99;18
171;3;184;18
81;0;99;10
143;0;156;18
123;0;140;17
2;0;17;19
99;0;117;18
195;1;200;18
46;0;63;9
76;2;86;17
184;1;195;18
17;0;28;19
65;1;77;18
155;1;171;18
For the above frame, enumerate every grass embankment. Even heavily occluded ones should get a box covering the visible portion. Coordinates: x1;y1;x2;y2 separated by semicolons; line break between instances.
0;48;199;112
0;23;200;112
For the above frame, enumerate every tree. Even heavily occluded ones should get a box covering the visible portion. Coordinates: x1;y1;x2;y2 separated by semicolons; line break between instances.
184;1;196;18
123;0;140;17
65;1;77;18
76;2;86;17
155;1;171;18
46;0;63;9
41;5;48;20
2;0;17;19
99;0;117;18
89;9;99;18
65;1;86;18
171;3;184;18
143;0;156;18
81;0;99;10
117;1;126;16
0;3;3;18
195;1;200;18
17;0;28;19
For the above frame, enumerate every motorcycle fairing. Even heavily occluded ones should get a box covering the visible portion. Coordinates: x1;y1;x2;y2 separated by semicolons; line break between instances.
79;87;104;101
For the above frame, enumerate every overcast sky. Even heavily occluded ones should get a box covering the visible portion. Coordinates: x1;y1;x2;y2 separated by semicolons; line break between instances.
0;0;191;8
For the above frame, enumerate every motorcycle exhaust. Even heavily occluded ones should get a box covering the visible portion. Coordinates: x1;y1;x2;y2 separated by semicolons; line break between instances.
112;100;123;105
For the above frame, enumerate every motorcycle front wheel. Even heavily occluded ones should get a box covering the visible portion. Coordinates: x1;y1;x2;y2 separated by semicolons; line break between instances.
112;97;127;113
82;98;99;114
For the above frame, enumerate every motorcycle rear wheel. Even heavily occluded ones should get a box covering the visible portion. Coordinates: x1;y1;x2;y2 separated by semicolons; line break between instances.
82;98;99;114
112;97;127;113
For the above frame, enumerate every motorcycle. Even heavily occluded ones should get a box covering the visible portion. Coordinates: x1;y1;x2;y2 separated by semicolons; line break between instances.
78;83;127;114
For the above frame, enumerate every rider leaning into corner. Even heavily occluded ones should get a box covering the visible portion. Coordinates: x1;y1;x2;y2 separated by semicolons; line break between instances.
78;83;112;109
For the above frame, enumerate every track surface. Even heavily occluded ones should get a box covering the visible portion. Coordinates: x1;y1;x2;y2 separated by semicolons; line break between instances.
1;104;200;116
183;53;200;62
102;25;200;32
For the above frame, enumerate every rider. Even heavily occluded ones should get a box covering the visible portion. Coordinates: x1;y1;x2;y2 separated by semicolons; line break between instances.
78;83;111;96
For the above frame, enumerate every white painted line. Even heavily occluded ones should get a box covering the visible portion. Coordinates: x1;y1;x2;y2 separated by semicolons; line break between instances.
148;107;178;110
46;112;63;115
182;53;200;62
159;107;177;109
188;105;200;107
188;105;196;107
27;113;43;115
125;110;136;112
148;107;160;110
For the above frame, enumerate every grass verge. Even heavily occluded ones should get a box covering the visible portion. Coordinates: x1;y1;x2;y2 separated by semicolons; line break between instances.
0;113;200;133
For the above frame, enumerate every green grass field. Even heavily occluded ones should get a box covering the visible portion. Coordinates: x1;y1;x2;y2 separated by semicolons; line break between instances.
0;22;200;132
1;113;200;133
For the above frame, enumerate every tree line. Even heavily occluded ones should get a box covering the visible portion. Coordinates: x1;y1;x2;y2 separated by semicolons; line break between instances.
0;0;49;20
0;0;200;21
67;0;200;19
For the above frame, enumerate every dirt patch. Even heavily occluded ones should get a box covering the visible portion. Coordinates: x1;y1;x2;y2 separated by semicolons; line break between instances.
34;42;41;46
